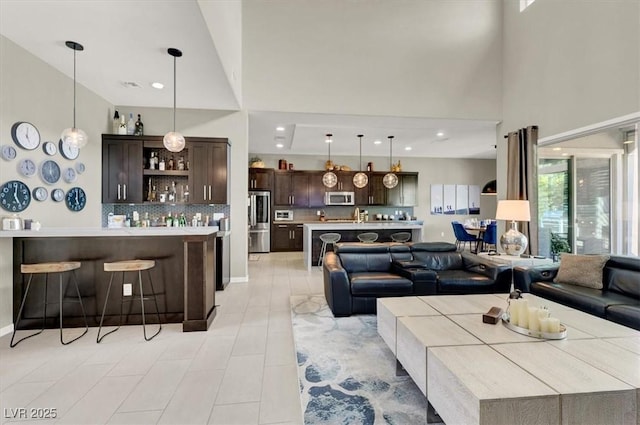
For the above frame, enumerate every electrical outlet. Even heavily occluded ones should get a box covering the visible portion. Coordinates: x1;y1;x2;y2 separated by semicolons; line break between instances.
123;283;132;296
441;232;445;237
316;210;321;216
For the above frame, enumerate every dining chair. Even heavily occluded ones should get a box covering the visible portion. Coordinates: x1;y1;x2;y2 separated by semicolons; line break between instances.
451;221;480;252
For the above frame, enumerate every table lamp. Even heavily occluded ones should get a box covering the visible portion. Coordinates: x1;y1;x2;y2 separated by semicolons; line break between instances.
495;200;531;256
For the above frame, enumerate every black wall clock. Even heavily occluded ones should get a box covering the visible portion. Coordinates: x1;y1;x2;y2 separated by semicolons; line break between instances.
0;180;31;212
40;160;61;185
65;187;86;211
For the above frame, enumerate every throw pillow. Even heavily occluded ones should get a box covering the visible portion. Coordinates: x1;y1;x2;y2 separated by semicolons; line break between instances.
553;254;610;289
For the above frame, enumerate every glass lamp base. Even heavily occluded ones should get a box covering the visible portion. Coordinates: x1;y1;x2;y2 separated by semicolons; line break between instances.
499;222;528;256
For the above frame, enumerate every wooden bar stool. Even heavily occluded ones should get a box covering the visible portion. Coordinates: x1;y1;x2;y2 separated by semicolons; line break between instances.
11;261;88;347
97;259;161;342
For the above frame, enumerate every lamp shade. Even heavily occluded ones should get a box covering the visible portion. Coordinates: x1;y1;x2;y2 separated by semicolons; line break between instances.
495;200;531;222
481;180;497;195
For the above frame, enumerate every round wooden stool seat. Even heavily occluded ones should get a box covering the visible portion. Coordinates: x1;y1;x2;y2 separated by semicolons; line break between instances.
21;261;81;274
104;259;155;272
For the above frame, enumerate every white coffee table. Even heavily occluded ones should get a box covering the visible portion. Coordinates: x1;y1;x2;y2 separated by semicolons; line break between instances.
377;297;440;355
377;294;640;425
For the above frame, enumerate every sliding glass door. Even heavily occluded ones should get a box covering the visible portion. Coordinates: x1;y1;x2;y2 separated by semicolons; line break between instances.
574;158;611;254
538;159;571;257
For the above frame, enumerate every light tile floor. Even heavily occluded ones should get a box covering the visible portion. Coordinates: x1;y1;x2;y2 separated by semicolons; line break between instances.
0;252;323;425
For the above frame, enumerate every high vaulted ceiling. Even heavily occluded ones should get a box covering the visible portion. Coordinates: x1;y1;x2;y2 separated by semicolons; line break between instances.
1;0;500;159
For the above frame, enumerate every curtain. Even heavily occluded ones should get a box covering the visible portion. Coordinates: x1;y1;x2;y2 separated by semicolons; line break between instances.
506;126;538;255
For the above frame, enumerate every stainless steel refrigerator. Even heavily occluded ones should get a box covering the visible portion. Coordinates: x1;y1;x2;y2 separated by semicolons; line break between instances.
248;191;270;253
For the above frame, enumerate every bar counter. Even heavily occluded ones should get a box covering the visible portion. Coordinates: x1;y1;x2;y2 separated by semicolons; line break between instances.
2;227;219;332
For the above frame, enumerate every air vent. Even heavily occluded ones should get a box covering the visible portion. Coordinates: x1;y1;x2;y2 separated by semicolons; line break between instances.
121;81;142;89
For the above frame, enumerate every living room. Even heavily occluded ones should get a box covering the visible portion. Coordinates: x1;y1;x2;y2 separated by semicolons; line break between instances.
1;0;638;424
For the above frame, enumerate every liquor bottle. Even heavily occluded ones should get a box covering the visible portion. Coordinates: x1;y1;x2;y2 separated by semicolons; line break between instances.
147;177;153;202
177;156;185;171
184;185;189;203
166;213;173;227
118;115;127;135
168;155;175;170
159;156;166;171
127;113;135;135
149;152;156;170
150;185;157;202
169;181;177;203
134;114;144;136
112;110;120;134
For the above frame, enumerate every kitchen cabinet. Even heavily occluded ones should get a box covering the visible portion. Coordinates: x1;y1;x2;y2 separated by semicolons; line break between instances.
271;223;304;252
307;172;326;208
248;168;273;190
189;140;229;204
102;136;143;203
386;172;418;206
273;171;309;207
333;171;355;192
367;173;387;205
142;140;190;203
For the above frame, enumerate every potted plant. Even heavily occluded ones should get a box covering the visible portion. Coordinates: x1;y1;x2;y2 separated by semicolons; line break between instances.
249;156;264;168
550;232;571;262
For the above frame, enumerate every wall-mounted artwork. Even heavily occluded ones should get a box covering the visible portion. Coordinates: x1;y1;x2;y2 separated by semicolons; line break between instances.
430;184;443;214
443;185;456;215
430;184;481;215
469;185;480;215
456;185;468;214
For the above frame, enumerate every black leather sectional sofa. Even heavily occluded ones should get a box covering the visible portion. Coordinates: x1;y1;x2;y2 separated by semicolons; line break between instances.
323;242;511;316
513;255;640;330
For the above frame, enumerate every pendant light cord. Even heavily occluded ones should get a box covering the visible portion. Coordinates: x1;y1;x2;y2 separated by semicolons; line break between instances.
72;47;76;129
358;135;363;171
173;55;177;132
388;136;394;169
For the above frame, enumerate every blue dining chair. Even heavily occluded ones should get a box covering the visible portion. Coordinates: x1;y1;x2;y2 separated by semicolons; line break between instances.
480;222;498;253
451;222;480;252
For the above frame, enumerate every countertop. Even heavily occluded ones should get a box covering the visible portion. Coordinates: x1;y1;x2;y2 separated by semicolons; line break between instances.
0;226;220;238
303;221;423;230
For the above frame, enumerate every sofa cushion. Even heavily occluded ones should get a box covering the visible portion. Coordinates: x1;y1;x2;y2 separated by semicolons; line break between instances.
410;242;457;252
554;254;610;289
531;281;634;317
389;244;412;262
412;252;464;270
436;270;495;293
605;256;640;298
336;243;392;273
349;272;413;296
605;304;640;331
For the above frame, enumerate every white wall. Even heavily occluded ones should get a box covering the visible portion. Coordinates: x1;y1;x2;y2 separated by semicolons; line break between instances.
0;36;113;330
253;153;497;244
243;0;503;120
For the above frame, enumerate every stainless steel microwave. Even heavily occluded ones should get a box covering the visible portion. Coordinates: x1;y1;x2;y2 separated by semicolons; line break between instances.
325;191;355;206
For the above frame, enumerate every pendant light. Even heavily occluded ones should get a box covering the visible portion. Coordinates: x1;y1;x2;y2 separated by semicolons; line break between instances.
163;48;185;153
383;136;398;189
353;134;368;188
60;41;88;149
322;134;337;188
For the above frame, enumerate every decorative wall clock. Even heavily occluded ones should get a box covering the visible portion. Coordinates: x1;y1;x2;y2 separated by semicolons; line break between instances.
65;187;86;211
11;122;40;150
1;145;17;161
62;167;77;183
33;186;48;202
43;141;57;156
0;180;31;212
40;160;61;185
59;139;79;160
51;188;64;202
18;159;37;177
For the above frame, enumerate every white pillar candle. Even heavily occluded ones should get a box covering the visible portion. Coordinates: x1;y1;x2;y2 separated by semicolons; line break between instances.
518;299;529;329
547;318;560;333
528;307;540;332
537;308;550;321
510;299;520;326
539;318;550;333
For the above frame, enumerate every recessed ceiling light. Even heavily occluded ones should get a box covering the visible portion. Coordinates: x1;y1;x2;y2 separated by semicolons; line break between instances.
436;131;445;137
552;147;562;151
374;140;382;145
276;126;285;132
404;146;412;151
151;82;164;89
276;143;284;148
122;81;142;89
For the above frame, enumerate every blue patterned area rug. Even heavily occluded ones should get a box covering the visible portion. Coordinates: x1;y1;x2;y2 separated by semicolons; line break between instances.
291;295;431;425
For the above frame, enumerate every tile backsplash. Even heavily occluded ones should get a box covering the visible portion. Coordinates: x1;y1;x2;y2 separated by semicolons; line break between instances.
102;203;229;227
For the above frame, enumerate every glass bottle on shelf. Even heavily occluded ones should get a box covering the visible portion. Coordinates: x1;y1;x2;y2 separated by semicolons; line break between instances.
134;114;144;136
150;185;157;202
168;181;177;203
184;185;189;203
168;155;175;171
177;155;185;171
112;110;120;134
118;115;127;135
127;113;135;135
159;156;166;171
147;178;153;202
149;152;156;170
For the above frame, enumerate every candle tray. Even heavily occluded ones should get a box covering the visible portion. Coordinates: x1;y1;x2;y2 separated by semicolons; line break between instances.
501;313;567;340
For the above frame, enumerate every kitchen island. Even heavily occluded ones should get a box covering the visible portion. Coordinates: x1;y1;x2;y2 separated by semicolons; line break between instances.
303;221;423;270
2;226;219;332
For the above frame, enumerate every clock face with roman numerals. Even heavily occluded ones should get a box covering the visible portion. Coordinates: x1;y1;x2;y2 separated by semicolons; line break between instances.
0;180;31;212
